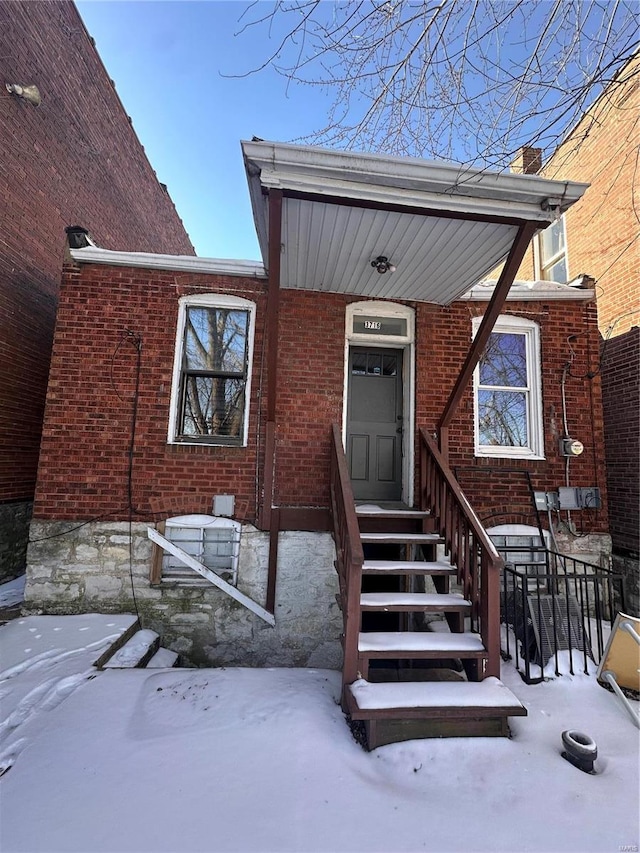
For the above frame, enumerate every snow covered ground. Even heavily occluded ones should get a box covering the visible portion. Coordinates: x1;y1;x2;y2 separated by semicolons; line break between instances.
0;574;25;609
0;599;638;852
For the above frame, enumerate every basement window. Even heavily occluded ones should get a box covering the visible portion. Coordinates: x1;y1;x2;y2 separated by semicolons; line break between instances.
168;294;256;446
162;515;241;586
473;316;544;459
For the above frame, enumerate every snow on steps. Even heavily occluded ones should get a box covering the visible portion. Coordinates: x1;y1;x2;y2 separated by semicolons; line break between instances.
359;630;486;656
147;647;180;668
102;629;160;668
93;621;181;670
356;506;430;520
360;592;471;611
360;532;443;545
362;558;456;575
348;676;527;717
346;676;528;747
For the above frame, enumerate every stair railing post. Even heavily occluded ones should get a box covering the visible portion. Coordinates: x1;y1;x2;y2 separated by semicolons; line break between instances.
481;550;501;678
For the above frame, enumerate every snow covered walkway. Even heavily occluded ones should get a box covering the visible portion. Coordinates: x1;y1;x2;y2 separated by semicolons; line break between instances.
0;611;638;853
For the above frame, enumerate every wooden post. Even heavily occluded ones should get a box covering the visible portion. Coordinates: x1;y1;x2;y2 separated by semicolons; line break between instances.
438;222;539;443
260;188;283;531
260;189;283;615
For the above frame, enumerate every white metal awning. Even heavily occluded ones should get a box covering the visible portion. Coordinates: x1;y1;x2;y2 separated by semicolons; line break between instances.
242;140;589;305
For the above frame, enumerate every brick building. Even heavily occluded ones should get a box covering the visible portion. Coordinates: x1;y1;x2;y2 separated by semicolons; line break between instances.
25;140;607;683
514;53;639;612
0;1;194;581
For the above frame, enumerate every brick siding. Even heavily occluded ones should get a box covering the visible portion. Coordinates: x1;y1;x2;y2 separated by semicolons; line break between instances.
0;0;194;512
601;327;639;554
519;54;639;577
33;262;609;540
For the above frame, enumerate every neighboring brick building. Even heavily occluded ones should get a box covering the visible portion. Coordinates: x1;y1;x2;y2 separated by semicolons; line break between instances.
0;1;194;580
514;53;639;612
25;141;608;671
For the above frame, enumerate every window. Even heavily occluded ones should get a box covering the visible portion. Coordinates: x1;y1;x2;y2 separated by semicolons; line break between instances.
536;217;567;283
169;295;255;446
162;515;241;586
473;316;544;459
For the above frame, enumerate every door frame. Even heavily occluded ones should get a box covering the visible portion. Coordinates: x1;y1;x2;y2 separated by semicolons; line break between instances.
343;301;415;506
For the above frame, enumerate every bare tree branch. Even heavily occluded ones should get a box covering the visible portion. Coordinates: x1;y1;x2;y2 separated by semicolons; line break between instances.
233;0;639;169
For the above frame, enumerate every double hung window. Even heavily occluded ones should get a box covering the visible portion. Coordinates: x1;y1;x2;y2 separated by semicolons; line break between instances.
473;316;544;459
536;217;568;283
169;295;255;446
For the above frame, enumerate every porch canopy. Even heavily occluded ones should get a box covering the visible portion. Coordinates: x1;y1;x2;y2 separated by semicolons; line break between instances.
242;140;588;305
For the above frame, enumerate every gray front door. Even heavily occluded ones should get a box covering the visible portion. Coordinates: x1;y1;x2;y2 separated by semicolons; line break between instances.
347;347;403;501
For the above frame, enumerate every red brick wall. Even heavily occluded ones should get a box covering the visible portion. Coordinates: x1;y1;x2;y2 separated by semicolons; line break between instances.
515;54;639;338
601;327;639;553
518;54;639;558
34;263;609;538
0;1;194;506
34;264;266;523
446;300;608;534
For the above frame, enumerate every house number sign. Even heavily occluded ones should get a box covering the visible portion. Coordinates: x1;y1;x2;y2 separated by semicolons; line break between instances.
353;315;407;337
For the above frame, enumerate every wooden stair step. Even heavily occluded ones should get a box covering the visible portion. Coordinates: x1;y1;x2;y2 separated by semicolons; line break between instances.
346;677;527;746
362;559;456;576
102;629;160;668
361;532;443;545
360;592;471;612
146;647;180;668
359;631;486;658
356;505;430;519
347;676;527;719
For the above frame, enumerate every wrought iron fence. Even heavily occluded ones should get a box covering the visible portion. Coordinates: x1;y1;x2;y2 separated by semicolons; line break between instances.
499;548;626;683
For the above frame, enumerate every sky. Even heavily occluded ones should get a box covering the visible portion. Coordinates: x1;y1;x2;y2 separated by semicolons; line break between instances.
74;2;637;265
1;609;639;852
76;1;330;261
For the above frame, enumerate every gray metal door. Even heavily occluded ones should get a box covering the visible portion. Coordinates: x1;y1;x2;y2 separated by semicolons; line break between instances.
347;347;403;501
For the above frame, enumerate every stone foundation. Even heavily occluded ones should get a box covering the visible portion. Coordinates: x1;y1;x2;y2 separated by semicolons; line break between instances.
25;520;343;669
611;552;639;616
552;531;612;569
0;501;33;583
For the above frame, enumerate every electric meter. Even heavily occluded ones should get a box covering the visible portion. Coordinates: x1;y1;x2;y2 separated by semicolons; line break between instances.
560;438;584;456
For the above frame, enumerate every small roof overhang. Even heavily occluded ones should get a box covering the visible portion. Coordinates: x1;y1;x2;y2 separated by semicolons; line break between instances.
242;140;589;305
68;246;266;278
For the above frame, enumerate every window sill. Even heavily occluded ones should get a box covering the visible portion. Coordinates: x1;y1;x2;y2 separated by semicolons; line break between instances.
475;449;545;461
168;439;247;449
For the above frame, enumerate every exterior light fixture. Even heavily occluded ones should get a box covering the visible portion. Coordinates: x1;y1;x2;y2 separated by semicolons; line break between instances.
371;255;396;274
5;82;41;107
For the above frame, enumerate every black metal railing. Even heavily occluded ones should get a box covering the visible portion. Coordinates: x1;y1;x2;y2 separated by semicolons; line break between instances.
499;548;625;683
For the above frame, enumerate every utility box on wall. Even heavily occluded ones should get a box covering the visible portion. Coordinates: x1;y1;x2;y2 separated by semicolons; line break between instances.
558;487;602;510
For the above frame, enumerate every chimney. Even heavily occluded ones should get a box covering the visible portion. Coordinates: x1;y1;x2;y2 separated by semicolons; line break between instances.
510;146;543;175
65;225;95;249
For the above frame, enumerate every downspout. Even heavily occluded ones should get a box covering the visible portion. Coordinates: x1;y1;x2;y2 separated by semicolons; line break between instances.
263;188;283;612
437;221;539;460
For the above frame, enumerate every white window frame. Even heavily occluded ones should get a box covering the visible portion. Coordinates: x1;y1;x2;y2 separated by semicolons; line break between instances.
168;294;256;447
472;315;544;460
534;216;568;283
163;515;242;586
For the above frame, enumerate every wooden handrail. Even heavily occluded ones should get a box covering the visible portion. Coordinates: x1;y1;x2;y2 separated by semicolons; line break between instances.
329;424;364;695
419;428;503;678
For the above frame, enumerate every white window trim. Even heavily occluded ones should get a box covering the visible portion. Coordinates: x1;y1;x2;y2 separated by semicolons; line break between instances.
534;216;569;283
168;293;256;447
472;315;545;460
343;301;415;506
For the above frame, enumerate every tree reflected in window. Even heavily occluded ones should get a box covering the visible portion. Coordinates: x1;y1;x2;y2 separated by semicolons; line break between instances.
178;307;249;442
478;332;528;447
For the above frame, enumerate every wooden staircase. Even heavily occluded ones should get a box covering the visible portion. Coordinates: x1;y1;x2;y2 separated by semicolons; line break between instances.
330;426;526;749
